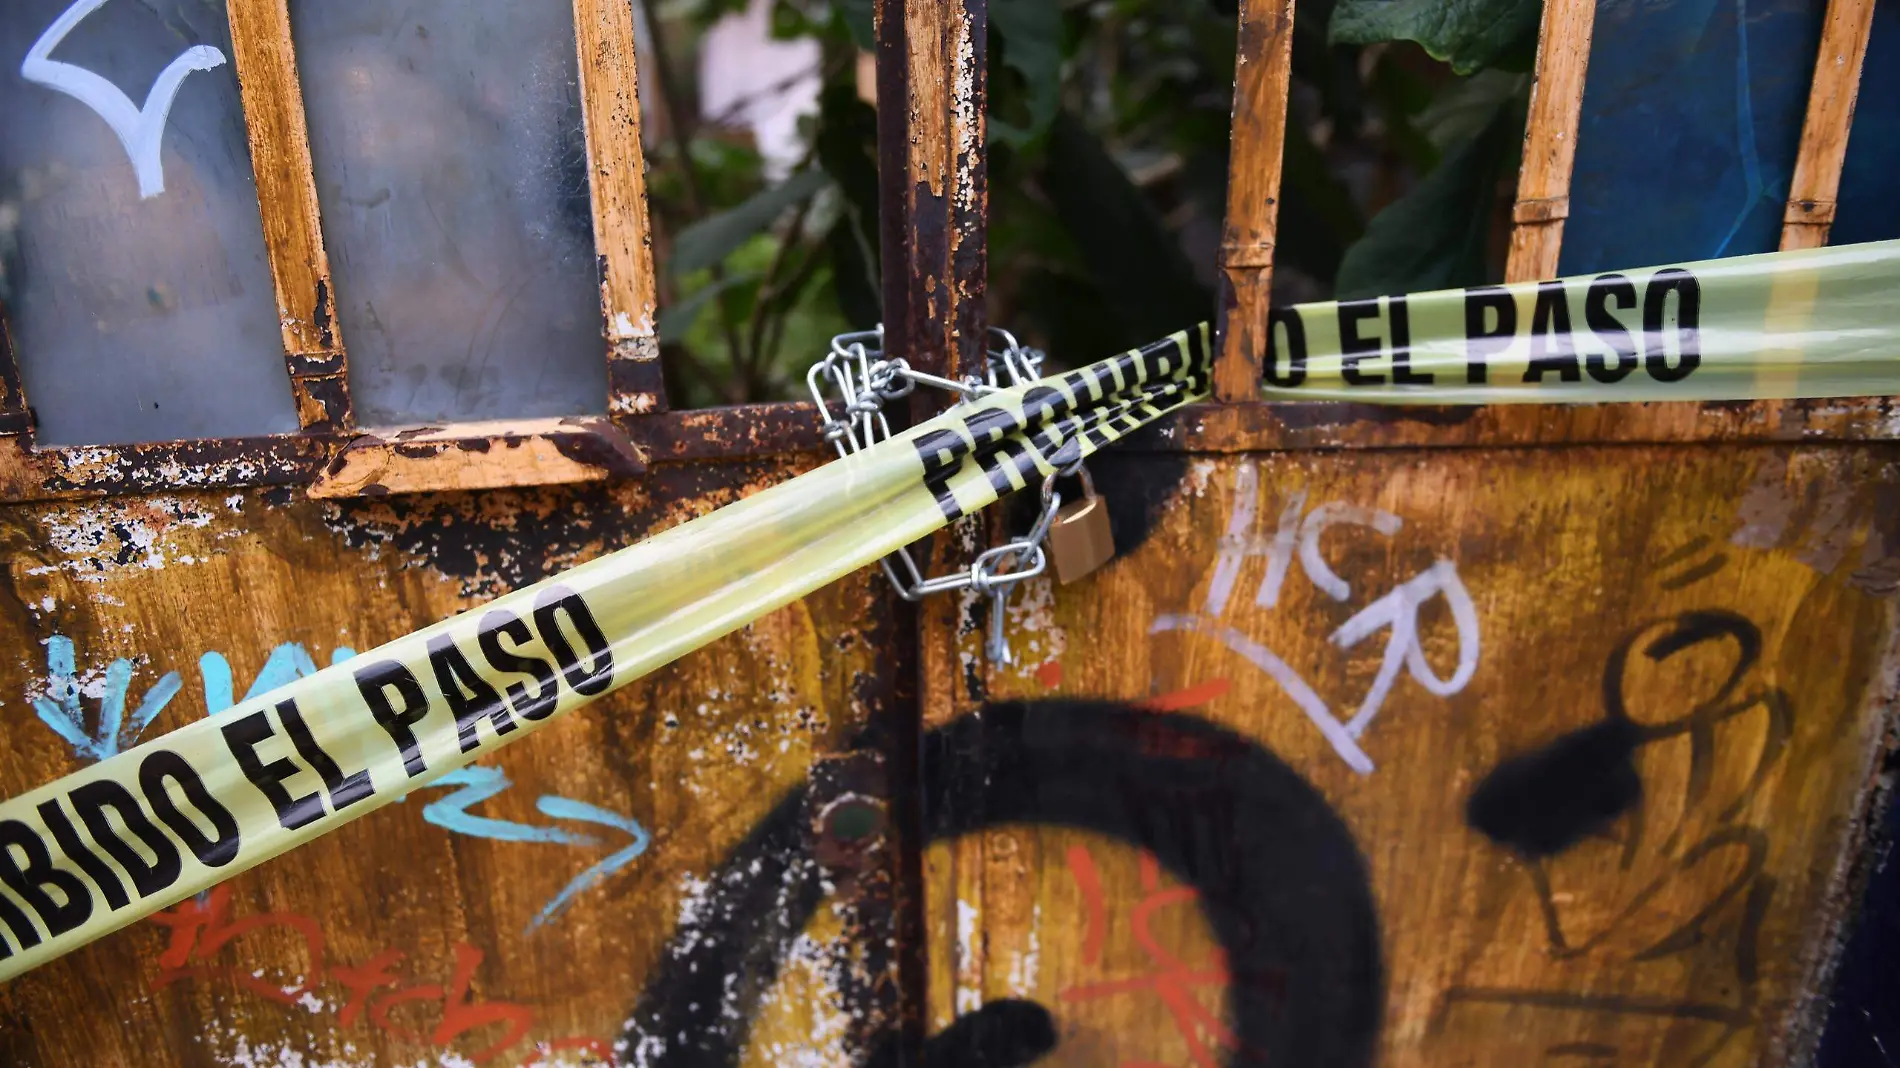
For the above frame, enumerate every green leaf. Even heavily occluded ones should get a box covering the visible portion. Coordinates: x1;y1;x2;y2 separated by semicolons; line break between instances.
658;270;763;343
669;169;832;276
1329;0;1541;75
1275;118;1366;283
1414;69;1528;150
815;83;882;326
1037;111;1211;348
834;0;875;50
991;0;1063;146
1334;89;1523;299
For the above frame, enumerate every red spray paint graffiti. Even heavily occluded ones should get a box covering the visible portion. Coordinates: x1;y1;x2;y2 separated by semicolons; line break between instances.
1059;844;1283;1068
149;887;613;1066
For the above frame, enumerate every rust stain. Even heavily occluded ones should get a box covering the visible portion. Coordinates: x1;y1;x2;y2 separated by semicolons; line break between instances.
312;277;335;350
309;418;648;499
321;454;809;596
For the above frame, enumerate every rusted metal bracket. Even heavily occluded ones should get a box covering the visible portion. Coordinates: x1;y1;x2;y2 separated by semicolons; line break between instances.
878;0;988;390
309;417;648;499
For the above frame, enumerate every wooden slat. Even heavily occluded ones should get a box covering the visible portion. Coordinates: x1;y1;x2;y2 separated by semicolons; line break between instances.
225;0;353;433
308;417;646;498
1780;0;1877;251
573;0;666;421
1213;0;1298;402
1504;0;1596;283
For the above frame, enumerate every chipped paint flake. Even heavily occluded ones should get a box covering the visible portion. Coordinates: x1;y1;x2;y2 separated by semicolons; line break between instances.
955;898;982;1014
24;496;223;581
1006;902;1042;996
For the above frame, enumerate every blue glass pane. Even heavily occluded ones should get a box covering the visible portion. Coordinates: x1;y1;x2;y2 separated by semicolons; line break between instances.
0;0;299;445
1559;0;1826;273
1830;0;1900;246
291;0;606;427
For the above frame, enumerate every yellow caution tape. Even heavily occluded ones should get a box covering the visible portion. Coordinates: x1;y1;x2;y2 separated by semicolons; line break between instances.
0;327;1212;981
3;239;1893;981
1257;239;1900;403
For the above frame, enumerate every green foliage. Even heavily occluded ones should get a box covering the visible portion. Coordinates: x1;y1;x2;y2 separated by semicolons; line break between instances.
1334;91;1521;298
833;0;874;49
1038;111;1210;344
669;169;832;277
657;270;761;343
990;0;1064;145
647;0;1542;403
1329;0;1540;74
814;83;882;329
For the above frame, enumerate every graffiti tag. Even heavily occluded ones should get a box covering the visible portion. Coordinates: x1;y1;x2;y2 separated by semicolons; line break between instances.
21;0;227;198
1153;462;1480;773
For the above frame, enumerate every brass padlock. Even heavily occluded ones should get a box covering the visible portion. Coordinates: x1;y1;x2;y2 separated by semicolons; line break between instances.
1048;467;1114;584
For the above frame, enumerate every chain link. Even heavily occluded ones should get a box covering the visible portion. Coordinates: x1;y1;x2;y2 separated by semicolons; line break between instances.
809;325;1056;600
811;326;1083;661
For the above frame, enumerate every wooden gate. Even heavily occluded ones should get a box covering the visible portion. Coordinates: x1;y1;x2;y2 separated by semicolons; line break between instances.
0;0;1893;1065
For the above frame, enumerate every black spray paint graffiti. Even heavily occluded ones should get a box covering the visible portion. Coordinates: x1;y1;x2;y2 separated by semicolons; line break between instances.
620;700;1383;1067
1458;609;1790;1067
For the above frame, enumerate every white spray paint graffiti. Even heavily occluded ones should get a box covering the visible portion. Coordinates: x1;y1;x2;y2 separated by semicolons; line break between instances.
1153;462;1480;773
21;0;228;199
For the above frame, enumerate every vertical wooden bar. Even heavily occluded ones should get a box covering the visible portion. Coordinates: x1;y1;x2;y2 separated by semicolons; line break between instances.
574;0;666;421
1213;0;1298;403
226;0;353;433
1780;0;1876;251
877;0;989;1058
0;305;30;438
878;0;987;386
1504;0;1596;283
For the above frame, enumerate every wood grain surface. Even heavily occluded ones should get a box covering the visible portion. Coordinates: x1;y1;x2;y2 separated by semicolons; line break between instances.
0;459;903;1067
1214;0;1298;402
571;0;665;420
1505;0;1595;283
932;444;1900;1066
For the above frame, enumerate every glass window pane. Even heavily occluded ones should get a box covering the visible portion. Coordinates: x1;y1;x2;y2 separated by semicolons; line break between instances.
1;0;300;446
1832;0;1900;246
291;0;606;426
1558;0;1823;274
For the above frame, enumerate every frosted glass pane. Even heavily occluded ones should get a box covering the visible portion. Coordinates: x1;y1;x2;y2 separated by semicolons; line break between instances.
291;0;605;426
0;0;299;446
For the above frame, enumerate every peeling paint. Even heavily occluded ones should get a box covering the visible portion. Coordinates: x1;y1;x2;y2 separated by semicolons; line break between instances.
23;495;222;581
955;898;982;1014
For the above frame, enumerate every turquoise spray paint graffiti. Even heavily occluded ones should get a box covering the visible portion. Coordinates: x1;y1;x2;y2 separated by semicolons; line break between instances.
29;634;650;928
31;635;182;761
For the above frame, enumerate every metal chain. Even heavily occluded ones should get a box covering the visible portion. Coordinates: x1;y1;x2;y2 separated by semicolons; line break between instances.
809;326;1070;662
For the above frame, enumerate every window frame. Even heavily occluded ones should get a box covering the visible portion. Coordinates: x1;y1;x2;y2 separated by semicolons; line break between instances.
1;0;1893;506
1199;0;1896;452
0;0;839;504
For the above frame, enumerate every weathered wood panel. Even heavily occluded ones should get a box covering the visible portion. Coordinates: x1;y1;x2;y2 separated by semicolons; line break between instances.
929;443;1899;1066
0;459;903;1067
